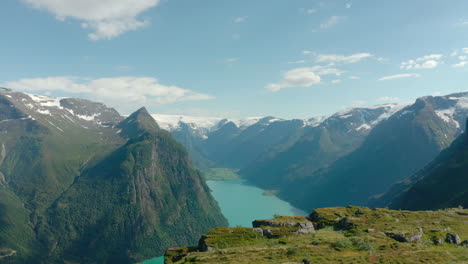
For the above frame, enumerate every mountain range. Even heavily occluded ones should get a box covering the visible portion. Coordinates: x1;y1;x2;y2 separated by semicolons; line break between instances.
155;92;468;211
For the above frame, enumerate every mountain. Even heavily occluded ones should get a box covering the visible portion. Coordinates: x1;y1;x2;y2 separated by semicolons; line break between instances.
165;206;468;264
0;89;227;263
278;93;468;211
240;104;405;190
380;118;468;210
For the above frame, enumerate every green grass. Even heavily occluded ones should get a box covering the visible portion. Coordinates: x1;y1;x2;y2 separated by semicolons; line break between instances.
166;206;468;264
203;168;240;181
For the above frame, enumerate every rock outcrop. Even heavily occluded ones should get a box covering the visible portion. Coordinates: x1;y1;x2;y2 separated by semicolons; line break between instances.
445;233;461;245
385;227;423;243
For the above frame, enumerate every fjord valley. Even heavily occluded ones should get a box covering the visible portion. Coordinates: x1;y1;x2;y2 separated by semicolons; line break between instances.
1;87;467;264
157;92;468;212
3;1;468;263
0;89;227;263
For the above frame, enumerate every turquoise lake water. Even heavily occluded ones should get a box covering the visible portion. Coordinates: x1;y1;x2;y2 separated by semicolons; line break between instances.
207;179;306;227
143;179;306;263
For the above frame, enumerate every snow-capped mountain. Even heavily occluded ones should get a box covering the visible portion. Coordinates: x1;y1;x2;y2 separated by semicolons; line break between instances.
0;88;123;133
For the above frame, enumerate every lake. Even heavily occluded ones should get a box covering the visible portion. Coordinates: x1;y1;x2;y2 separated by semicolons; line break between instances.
143;179;306;263
207;179;307;227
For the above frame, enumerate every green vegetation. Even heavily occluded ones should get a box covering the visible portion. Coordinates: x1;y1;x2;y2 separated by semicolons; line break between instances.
165;206;468;264
202;168;240;181
0;93;227;264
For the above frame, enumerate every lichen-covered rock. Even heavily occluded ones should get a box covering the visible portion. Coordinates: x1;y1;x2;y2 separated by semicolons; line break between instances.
253;228;263;235
385;227;423;243
433;238;443;245
461;240;468;247
445;233;461;245
252;216;315;236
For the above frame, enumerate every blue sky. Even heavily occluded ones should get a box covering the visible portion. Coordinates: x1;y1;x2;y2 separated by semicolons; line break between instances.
1;0;468;118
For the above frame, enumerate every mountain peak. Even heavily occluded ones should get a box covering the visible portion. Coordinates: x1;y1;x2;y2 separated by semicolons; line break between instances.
117;107;160;138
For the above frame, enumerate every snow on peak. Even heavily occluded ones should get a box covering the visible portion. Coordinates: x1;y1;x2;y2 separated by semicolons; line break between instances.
434;95;468;128
26;93;64;109
151;114;224;131
230;117;263;129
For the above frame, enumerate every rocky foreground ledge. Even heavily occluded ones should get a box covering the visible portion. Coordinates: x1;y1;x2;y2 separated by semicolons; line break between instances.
164;206;468;264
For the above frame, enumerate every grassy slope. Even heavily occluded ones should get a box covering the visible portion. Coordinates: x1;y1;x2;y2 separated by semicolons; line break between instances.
166;206;468;264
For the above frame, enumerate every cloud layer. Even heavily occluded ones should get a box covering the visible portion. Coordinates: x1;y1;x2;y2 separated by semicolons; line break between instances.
22;0;160;40
316;53;373;64
378;73;421;81
4;76;214;112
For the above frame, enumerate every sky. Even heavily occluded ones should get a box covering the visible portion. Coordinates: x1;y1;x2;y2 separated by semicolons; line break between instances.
1;0;468;118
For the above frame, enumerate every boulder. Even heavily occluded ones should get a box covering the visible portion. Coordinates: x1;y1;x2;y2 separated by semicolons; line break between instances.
198;235;215;252
445;233;461;245
385;227;423;243
252;216;315;236
433;238;443;245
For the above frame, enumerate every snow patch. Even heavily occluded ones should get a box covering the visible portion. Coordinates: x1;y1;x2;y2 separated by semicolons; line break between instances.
27;93;64;109
356;124;371;131
76;113;100;121
37;109;52;116
339;114;353;119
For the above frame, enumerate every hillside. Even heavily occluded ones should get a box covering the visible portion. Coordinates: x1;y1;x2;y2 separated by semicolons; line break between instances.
382;118;468;210
0;89;227;263
165;206;468;264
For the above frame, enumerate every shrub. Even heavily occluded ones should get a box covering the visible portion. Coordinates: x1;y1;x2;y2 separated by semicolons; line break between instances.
311;238;321;245
332;238;352;250
350;237;374;251
286;247;300;256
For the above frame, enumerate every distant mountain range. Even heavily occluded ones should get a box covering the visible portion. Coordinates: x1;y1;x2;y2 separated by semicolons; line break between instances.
0;88;227;263
156;91;468;212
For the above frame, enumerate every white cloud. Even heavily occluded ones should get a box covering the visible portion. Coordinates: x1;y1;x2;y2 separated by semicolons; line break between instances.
320;16;344;29
457;19;468;26
451;48;468;67
22;0;159;40
331;79;341;84
233;16;247;23
346;3;352;9
378;73;421;81
288;60;306;64
349;76;360;80
266;68;321;92
303;50;313;55
307;9;317;14
377;96;402;102
266;65;343;92
400;54;443;70
4;77;213;111
316;53;373;64
453;61;468;68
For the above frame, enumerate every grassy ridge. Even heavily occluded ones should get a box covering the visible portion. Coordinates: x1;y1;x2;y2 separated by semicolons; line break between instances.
165;206;468;264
